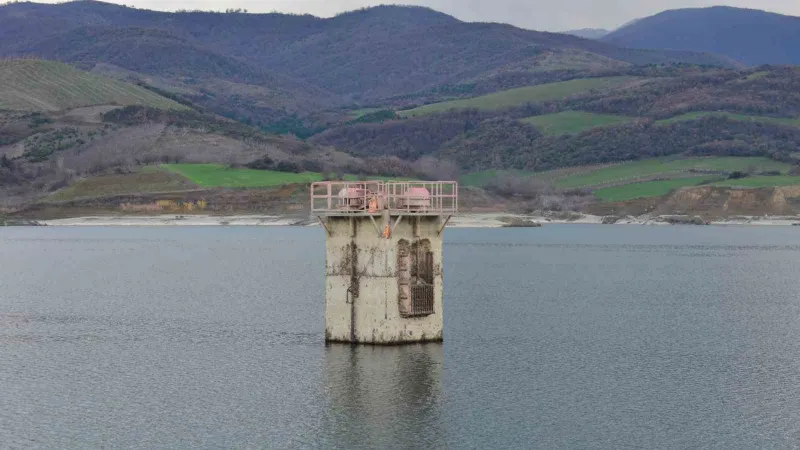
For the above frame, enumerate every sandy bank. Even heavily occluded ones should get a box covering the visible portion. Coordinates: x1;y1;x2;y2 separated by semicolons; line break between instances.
37;215;307;227
32;213;800;227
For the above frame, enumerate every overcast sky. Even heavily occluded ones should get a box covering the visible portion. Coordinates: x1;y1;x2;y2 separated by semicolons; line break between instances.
64;0;800;31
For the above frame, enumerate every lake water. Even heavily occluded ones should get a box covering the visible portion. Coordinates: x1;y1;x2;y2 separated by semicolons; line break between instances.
2;225;800;449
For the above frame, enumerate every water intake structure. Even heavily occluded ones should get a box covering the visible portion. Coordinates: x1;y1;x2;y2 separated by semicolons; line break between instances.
311;181;458;345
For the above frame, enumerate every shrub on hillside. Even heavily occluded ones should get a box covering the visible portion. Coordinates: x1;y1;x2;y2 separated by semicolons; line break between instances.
275;161;301;173
246;156;274;170
300;159;324;173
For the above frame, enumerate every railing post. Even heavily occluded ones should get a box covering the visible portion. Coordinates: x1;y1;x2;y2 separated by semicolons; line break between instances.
327;182;331;211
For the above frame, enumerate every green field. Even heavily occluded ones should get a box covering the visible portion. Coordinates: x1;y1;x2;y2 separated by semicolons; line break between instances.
160;164;414;188
712;176;800;188
162;164;324;187
744;71;769;81
595;174;800;202
593;176;720;202
398;77;636;117
461;157;791;190
461;157;797;202
521;111;638;135
0;59;185;112
349;108;383;119
46;171;195;202
553;157;791;188
657;112;800;127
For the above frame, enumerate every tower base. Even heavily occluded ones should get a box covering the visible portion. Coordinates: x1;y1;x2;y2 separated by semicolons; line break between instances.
323;215;445;345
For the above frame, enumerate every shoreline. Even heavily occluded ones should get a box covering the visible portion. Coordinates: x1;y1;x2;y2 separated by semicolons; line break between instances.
17;213;800;227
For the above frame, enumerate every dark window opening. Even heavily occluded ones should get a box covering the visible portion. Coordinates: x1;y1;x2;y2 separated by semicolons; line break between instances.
398;240;434;318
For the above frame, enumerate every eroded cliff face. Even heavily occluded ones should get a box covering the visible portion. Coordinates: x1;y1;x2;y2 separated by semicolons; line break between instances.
588;185;800;219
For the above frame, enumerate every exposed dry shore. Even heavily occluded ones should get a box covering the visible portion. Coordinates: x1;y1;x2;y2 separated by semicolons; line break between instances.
30;213;800;227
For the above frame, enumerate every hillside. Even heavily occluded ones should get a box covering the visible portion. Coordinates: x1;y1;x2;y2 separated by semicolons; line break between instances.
602;6;800;66
16;25;342;122
315;66;800;169
0;59;184;111
398;77;639;117
0;61;365;208
0;1;735;103
3;3;800;219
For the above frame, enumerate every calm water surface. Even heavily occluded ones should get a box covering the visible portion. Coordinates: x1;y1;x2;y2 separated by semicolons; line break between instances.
2;225;800;448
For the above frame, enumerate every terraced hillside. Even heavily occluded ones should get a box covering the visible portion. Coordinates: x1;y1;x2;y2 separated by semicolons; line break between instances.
0;59;185;111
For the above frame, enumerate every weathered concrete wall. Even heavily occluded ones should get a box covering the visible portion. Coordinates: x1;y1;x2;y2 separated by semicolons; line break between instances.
324;215;445;344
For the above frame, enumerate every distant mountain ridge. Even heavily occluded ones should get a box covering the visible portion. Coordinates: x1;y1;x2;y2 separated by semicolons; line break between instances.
562;28;610;39
0;1;736;104
602;6;800;66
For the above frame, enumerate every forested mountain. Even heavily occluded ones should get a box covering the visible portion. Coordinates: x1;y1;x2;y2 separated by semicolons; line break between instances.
0;1;735;101
602;6;800;66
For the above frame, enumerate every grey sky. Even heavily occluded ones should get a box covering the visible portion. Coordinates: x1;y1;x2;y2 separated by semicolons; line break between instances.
58;0;800;31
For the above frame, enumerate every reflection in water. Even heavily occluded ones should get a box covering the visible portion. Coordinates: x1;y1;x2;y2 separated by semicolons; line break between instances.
322;344;445;449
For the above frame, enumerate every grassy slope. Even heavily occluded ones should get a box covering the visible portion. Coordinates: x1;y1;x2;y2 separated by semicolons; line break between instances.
398;77;636;117
521;111;637;135
162;164;324;188
0;59;185;111
46;171;197;202
712;176;800;188
553;157;790;188
462;157;799;203
463;157;790;188
657;112;800;127
160;164;414;188
349;108;383;119
593;176;720;202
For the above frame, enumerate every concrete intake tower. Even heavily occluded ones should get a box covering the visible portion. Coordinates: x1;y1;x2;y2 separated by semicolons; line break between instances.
311;181;458;345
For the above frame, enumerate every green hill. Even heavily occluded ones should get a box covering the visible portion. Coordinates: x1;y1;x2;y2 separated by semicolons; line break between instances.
161;164;324;188
551;157;791;188
593;176;719;202
521;111;637;135
656;112;800;127
0;59;185;112
398;77;637;117
462;157;792;189
462;157;798;203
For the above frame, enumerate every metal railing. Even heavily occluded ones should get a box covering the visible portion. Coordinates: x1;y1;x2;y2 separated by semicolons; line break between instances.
310;181;458;216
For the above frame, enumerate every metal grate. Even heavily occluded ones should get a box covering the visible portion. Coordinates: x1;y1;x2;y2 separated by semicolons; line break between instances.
404;249;434;317
409;284;434;316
